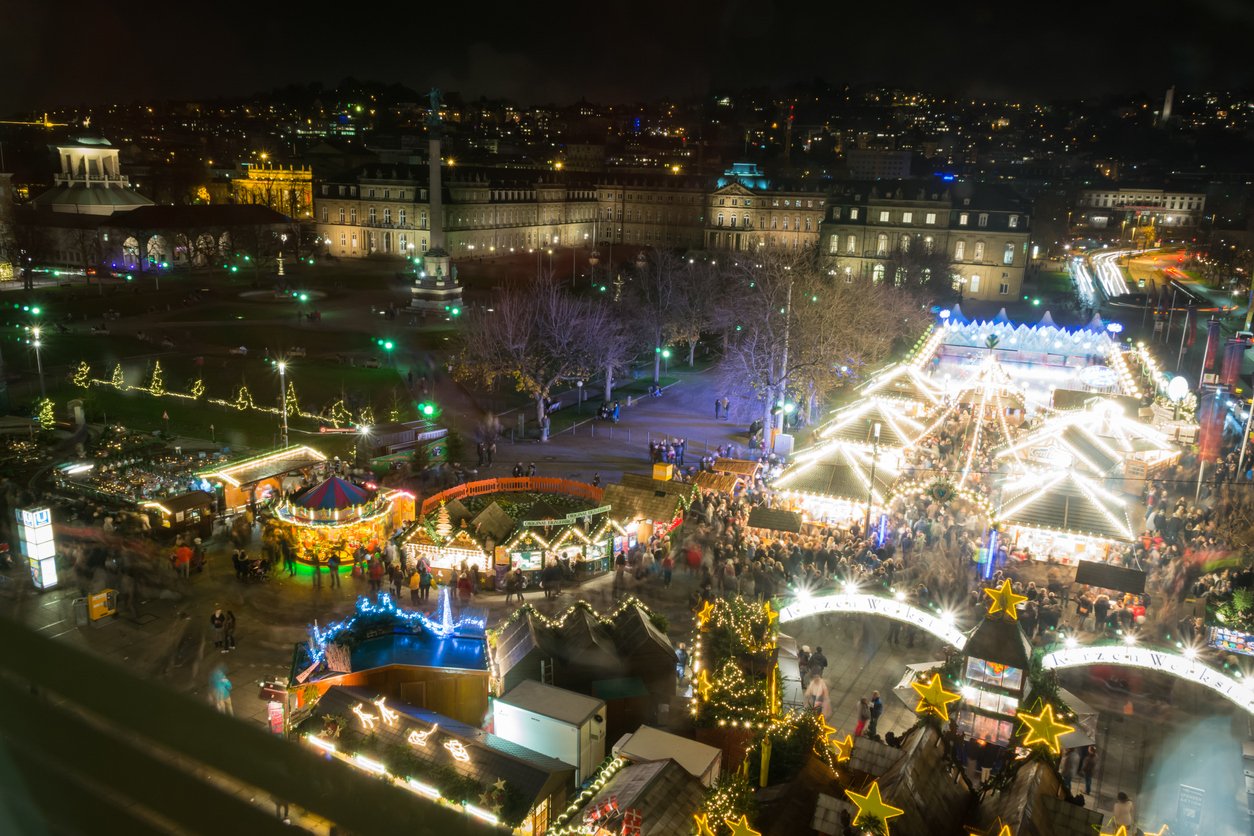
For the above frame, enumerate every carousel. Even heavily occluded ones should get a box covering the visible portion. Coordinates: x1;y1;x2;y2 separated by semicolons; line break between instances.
265;475;415;566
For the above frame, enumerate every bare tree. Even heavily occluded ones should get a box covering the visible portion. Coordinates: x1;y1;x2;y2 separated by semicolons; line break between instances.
876;237;955;291
629;248;684;383
716;252;929;438
454;279;608;434
671;259;720;367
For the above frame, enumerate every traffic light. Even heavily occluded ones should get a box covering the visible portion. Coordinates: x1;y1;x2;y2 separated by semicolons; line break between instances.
383;340;394;351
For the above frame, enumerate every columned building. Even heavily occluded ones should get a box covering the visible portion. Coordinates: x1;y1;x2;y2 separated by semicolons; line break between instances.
819;181;1030;302
314;167;596;259
704;164;826;253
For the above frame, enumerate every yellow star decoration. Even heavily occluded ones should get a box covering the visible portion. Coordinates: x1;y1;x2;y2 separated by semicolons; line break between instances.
1099;827;1129;836
983;579;1028;620
910;673;962;723
1018;704;1075;755
763;601;779;625
695;669;713;701
723;814;762;836
1141;827;1169;836
696;600;715;628
693;812;717;836
816;714;839;743
832;733;855;763
845;781;904;831
968;825;1014;836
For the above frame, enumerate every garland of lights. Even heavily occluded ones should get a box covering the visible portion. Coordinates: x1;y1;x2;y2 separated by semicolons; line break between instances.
38;398;54;431
284;381;301;417
545;756;629;835
110;363;124;389
307;591;486;665
190;377;205;399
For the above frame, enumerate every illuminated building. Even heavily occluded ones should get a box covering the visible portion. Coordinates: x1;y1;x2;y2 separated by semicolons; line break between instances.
705;163;826;253
231;162;313;220
819;180;1030;302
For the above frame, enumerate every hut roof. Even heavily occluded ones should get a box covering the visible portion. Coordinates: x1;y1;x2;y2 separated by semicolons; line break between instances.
998;468;1133;542
712;458;761;477
693;472;740;494
471;500;518;543
601;484;686;524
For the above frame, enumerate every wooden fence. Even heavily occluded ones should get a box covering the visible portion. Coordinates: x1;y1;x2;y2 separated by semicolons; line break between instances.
420;477;604;516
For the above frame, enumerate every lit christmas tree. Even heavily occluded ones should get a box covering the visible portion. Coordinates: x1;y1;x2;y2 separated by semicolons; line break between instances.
357;405;376;427
73;361;91;388
148;361;165;396
189;378;205;399
284;381;300;417
232;385;256;411
38;399;54;431
327;399;351;428
110;364;125;389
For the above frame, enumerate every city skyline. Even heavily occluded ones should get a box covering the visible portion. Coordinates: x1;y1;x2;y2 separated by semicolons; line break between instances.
5;0;1254;114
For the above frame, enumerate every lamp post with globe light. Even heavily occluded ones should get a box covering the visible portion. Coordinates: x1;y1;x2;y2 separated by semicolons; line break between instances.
278;361;288;447
31;326;45;399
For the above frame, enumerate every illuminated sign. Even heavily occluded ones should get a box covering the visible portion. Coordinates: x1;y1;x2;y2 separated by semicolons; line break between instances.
1043;645;1254;714
16;506;57;590
779;592;968;649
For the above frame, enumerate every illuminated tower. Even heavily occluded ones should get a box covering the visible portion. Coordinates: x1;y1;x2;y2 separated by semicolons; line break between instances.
410;88;463;313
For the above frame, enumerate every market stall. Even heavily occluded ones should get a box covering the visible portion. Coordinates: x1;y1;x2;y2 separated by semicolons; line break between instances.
266;475;415;567
994;467;1134;565
198;444;328;513
142;490;215;540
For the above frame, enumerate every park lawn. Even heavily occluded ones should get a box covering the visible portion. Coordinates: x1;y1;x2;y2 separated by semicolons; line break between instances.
1032;270;1073;296
160;302;298;323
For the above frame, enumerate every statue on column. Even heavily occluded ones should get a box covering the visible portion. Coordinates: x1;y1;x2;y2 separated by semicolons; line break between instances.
426;88;443;128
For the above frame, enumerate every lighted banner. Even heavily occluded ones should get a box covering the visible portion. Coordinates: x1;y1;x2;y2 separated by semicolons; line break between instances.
778;593;968;649
1042;645;1254;714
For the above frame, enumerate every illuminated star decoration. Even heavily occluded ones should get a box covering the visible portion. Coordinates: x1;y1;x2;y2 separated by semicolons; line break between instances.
492;778;507;792
1141;827;1169;836
693;812;717;836
763;601;779;626
968;824;1014;836
695;669;713;701
983;579;1028;621
845;781;904;831
1017;704;1075;755
832;733;855;763
1099;828;1129;836
696;600;715;628
723;814;762;836
911;673;962;722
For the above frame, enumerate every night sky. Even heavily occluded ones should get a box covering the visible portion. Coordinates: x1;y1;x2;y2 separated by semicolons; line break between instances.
3;0;1254;114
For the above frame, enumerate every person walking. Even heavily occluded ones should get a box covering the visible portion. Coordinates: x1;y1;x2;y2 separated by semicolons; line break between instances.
720;397;730;420
803;674;832;719
282;539;297;576
327;551;341;588
409;569;422;605
714;398;722;419
310;554;323;589
209;606;226;651
1111;792;1135;828
419;564;433;602
209;666;233;716
867;691;884;738
854;697;871;737
223;609;237;652
808;646;829;681
1080;745;1098;795
368;558;384;594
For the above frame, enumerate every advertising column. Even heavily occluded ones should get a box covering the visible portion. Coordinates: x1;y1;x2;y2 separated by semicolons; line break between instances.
17;506;57;590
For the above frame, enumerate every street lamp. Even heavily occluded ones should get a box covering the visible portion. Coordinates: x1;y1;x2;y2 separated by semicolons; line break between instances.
576;380;584;413
278;361;289;447
863;421;882;539
31;326;44;399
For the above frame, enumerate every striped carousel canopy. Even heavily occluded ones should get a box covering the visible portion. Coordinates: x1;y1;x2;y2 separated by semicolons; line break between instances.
292;476;374;510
